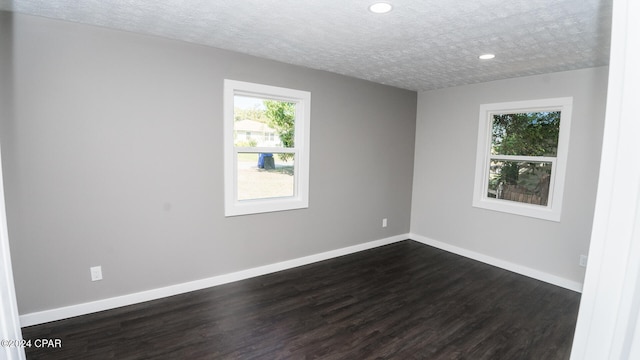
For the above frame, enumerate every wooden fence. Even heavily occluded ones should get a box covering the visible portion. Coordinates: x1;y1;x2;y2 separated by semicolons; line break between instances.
501;185;546;205
499;176;550;206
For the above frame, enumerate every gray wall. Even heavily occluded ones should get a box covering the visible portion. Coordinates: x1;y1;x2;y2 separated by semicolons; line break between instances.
1;13;417;314
411;67;608;284
0;12;13;173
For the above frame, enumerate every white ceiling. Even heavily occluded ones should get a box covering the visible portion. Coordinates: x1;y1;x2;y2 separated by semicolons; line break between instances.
0;0;613;91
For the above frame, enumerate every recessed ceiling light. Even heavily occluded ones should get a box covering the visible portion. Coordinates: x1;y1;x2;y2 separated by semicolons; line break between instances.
369;2;393;14
479;54;496;60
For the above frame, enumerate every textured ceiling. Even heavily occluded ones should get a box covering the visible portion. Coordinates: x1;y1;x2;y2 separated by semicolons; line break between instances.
0;0;613;91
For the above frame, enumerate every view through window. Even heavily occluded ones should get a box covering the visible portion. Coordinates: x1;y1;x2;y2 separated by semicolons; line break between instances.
233;96;296;201
473;97;572;221
224;80;310;216
488;111;560;206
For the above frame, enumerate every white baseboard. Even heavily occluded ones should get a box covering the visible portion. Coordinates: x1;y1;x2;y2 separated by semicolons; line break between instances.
20;233;582;327
409;233;583;293
19;234;409;327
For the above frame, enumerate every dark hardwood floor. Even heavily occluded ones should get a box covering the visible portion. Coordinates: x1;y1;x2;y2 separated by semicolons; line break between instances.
22;240;581;359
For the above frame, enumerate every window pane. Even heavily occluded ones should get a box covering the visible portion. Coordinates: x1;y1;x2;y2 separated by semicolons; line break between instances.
237;153;295;201
233;95;295;148
488;160;552;206
491;111;560;156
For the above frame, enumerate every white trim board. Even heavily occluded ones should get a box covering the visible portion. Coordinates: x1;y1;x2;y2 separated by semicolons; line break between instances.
20;232;582;327
0;147;25;359
409;233;583;293
19;234;408;327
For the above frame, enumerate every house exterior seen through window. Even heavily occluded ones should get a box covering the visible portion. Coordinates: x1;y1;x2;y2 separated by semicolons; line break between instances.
473;98;573;222
224;80;310;216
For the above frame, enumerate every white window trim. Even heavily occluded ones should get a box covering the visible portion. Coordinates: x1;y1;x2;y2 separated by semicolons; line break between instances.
223;80;310;217
472;97;573;222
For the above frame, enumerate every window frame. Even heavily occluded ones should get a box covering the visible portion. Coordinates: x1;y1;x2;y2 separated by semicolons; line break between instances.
223;79;311;217
472;97;573;222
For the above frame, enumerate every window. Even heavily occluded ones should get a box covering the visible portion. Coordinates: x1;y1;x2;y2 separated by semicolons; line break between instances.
472;97;572;221
224;80;310;216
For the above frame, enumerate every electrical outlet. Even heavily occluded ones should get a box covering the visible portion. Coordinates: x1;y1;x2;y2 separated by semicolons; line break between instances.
579;255;588;267
90;266;103;281
382;218;388;228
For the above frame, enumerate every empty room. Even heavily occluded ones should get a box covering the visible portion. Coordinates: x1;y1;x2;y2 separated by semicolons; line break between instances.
1;0;639;359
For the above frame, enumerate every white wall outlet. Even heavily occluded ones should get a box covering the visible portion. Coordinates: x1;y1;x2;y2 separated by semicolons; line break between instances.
90;266;103;281
382;218;388;228
579;255;588;267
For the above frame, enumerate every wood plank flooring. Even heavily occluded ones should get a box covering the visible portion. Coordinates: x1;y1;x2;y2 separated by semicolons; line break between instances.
22;240;581;359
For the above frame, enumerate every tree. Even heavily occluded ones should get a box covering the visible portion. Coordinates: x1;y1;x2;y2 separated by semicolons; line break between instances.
234;104;267;122
492;111;560;157
263;100;295;162
490;111;560;189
